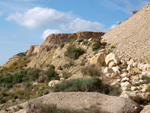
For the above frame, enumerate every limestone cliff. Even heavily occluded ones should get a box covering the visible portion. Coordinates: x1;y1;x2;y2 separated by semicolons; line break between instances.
27;31;104;55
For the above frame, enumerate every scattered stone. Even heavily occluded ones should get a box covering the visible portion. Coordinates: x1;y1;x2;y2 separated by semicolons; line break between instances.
131;86;138;91
105;53;120;66
141;84;150;92
140;104;150;113
48;80;61;87
121;77;129;82
121;82;131;91
131;68;142;74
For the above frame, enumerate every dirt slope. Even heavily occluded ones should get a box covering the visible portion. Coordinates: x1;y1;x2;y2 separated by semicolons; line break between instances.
102;3;150;63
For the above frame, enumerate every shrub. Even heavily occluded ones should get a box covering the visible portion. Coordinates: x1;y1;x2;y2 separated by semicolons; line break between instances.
45;65;60;81
142;76;150;84
59;43;65;49
94;51;98;55
65;44;85;59
62;71;72;79
52;78;121;96
76;39;84;43
63;61;74;69
81;64;101;77
92;37;102;51
83;40;88;45
27;68;41;80
110;45;116;49
0;97;6;104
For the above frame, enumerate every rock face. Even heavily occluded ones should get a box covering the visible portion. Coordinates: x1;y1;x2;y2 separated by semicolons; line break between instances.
102;3;150;63
27;31;104;55
5;92;142;113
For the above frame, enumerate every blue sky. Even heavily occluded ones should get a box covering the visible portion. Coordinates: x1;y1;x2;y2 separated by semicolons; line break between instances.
0;0;149;66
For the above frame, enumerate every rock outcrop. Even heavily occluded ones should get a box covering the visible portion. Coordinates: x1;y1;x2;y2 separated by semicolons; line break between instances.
27;31;104;55
2;92;141;113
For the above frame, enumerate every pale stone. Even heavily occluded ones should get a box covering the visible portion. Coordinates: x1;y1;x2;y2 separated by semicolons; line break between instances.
112;66;120;74
121;77;129;82
121;82;131;91
106;73;111;77
32;82;38;86
98;49;105;53
111;72;118;78
131;86;138;91
147;65;150;71
120;73;128;78
60;78;65;81
127;59;135;65
48;80;61;87
108;61;116;67
127;64;132;72
138;63;148;71
105;53;120;65
131;68;142;74
89;52;105;67
141;84;150;92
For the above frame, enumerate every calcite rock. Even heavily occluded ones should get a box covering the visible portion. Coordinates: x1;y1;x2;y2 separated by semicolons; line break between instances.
141;84;150;92
111;72;118;78
48;80;61;87
121;77;129;82
121;82;131;91
105;53;120;66
131;86;138;91
89;52;105;67
131;68;142;74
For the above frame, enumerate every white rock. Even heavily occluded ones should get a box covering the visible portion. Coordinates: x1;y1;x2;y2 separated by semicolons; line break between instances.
138;63;148;71
112;66;120;74
108;61;116;67
141;84;150;92
131;86;138;91
127;64;132;72
120;73;129;78
88;38;92;41
106;73;111;77
105;53;120;65
127;59;135;65
121;77;129;82
121;82;131;91
48;80;61;87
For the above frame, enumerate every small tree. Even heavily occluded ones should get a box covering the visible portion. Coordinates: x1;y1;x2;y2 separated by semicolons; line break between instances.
132;10;138;15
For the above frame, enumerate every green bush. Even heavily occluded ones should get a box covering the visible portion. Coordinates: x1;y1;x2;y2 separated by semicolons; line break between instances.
92;37;102;51
45;65;60;81
76;39;84;43
60;43;65;48
27;68;41;80
142;76;150;84
83;40;88;45
62;71;72;79
81;64;101;77
51;78;121;96
110;45;116;49
65;44;85;59
94;51;98;55
63;61;74;69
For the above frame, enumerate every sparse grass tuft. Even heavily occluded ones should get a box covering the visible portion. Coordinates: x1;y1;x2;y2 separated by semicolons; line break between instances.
81;64;101;77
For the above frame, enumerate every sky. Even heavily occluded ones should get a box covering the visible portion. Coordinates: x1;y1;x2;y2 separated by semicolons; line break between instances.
0;0;149;66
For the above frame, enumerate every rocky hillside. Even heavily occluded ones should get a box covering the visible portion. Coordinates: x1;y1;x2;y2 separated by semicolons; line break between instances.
2;3;150;113
102;3;150;63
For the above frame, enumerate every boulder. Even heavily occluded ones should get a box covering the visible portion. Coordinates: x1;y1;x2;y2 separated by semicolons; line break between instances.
131;68;142;74
10;92;142;113
121;77;129;82
121;82;131;91
141;84;150;92
48;80;61;87
89;52;105;67
131;86;138;91
105;53;120;66
140;104;150;113
120;91;150;102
